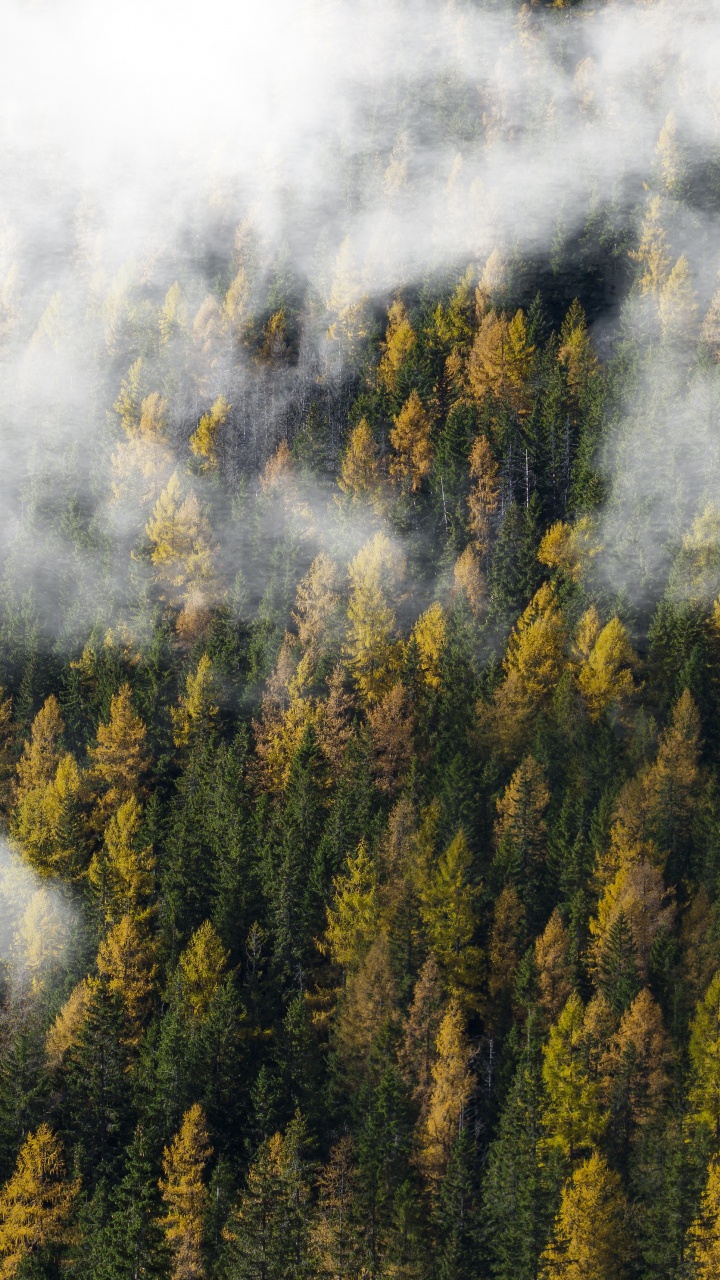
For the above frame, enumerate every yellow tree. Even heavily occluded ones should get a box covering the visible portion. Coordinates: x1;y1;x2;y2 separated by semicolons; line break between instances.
389;391;433;494
159;1104;212;1280
575;609;638;722
600;988;672;1142
419;999;474;1186
171;655;219;751
338;418;384;505
0;1125;79;1278
629;196;671;295
590;861;674;987
111;390;173;507
45;979;93;1069
453;545;485;617
145;472;215;604
96;914;157;1042
411;602;446;690
178;921;229;1020
642;688;701;864
88;684;149;823
688;972;720;1144
540;1151;632;1280
13;751;86;879
189;395;230;473
15;695;64;804
344;533;404;704
535;908;575;1025
367;682;414;795
688;1158;720;1279
503;583;566;710
659;255;698;344
89;795;155;923
378;299;416;393
291;552;341;678
325;840;379;973
467;435;499;560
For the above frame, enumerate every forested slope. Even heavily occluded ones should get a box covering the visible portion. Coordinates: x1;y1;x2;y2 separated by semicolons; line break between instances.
2;1;720;1277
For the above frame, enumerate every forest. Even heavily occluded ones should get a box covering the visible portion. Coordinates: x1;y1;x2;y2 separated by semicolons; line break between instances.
2;0;720;1276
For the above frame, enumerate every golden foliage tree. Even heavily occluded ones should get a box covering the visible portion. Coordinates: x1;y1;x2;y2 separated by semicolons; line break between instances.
630;196;671;295
159;1103;212;1280
189;395;230;473
389;391;433;494
344;533;404;704
467;435;499;560
45;979;93;1069
688;972;720;1143
0;1125;79;1278
643;688;701;862
171;655;219;751
378;299;416;392
540;1151;632;1280
535;908;574;1024
419;999;473;1186
503;584;566;709
89;794;155;923
590;861;674;985
453;544;485;616
89;683;149;822
600;988;672;1140
688;1157;720;1280
367;682;414;795
411;602;446;690
96;914;157;1040
338;418;384;505
15;695;64;804
310;1135;366;1279
145;472;215;603
178;921;229;1020
575;610;638;722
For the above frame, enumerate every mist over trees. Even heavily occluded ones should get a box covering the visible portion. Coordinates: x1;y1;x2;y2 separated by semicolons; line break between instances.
2;0;720;1276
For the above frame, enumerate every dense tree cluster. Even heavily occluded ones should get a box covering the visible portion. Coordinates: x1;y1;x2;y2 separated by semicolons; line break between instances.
3;2;720;1276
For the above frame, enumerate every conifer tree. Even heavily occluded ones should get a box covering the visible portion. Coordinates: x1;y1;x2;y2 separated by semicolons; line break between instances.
338;419;384;505
541;993;604;1163
688;1157;720;1280
0;1125;79;1279
389;391;433;495
159;1103;212;1280
420;830;482;1003
540;1151;632;1280
344;533;404;704
89;683;149;823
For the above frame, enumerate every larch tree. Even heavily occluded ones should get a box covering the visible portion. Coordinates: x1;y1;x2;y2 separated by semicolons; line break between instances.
344;532;404;704
388;391;433;494
159;1104;212;1280
378;299;416;393
398;953;446;1122
310;1135;367;1280
325;839;380;973
171;654;219;753
15;695;64;803
89;794;155;923
540;1151;632;1280
535;908;575;1025
467;434;499;560
0;1125;79;1279
367;682;414;795
420;999;474;1188
487;885;526;1029
96;914;157;1043
338;418;384;505
575;612;638;722
411;601;446;690
688;972;720;1145
177;921;229;1021
189;395;231;474
88;683;150;824
688;1157;720;1280
600;987;672;1152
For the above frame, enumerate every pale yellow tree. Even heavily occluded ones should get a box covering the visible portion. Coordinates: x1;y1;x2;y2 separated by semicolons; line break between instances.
344;533;404;704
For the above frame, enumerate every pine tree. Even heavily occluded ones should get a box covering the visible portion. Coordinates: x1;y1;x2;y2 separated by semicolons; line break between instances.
420;830;482;1003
